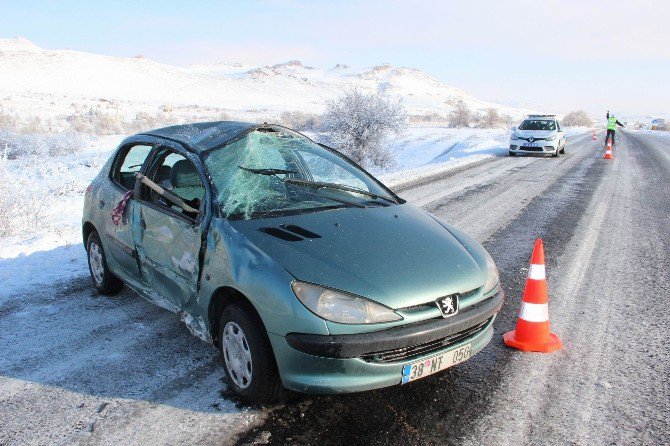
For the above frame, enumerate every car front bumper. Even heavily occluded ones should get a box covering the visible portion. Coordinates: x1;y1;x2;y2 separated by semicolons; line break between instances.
510;140;560;154
269;290;504;394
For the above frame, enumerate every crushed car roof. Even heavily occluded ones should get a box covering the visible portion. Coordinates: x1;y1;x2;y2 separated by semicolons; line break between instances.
142;121;258;152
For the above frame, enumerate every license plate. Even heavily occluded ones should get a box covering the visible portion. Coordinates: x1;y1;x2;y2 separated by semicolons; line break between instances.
401;343;472;384
523;143;538;147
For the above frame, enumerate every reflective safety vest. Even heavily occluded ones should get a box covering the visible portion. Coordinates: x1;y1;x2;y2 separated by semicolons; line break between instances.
607;116;618;130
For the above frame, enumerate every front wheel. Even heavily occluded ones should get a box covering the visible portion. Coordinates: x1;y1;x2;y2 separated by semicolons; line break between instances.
560;144;566;154
219;304;281;404
86;231;123;295
509;150;516;157
552;148;559;157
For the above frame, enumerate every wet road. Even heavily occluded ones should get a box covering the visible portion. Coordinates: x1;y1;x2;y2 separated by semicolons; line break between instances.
236;131;670;446
1;131;668;445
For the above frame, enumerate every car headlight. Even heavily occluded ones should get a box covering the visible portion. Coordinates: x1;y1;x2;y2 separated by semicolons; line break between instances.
292;282;402;324
511;134;521;140
482;250;500;295
545;134;558;141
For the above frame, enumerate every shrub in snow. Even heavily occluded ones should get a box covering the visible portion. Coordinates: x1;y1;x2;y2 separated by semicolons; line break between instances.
0;109;21;132
0;150;93;237
0;164;53;237
409;113;449;127
448;100;472;128
562;110;593;127
279;111;322;131
0;130;87;159
321;89;406;169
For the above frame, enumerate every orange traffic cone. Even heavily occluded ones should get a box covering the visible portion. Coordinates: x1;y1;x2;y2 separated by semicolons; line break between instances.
604;140;613;160
592;130;598;140
503;238;562;352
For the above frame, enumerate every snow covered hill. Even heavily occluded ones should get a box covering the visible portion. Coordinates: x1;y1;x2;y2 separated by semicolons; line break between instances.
0;37;531;125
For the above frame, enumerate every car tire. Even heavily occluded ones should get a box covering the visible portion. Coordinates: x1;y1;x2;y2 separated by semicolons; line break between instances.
552;148;559;157
86;231;124;295
509;150;516;157
219;304;281;405
560;145;566;154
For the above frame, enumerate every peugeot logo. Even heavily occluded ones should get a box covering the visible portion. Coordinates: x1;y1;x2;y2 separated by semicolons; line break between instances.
436;294;459;318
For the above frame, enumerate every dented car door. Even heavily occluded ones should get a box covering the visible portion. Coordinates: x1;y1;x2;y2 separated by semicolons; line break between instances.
133;145;207;308
135;206;202;307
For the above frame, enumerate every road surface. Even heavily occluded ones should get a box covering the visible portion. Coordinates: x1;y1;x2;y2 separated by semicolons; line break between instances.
1;131;668;445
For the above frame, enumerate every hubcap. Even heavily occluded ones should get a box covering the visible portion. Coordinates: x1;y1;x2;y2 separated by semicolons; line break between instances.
89;241;104;285
222;322;252;389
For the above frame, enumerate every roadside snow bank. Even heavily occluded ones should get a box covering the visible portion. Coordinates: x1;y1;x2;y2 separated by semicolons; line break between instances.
378;127;509;189
632;129;670;139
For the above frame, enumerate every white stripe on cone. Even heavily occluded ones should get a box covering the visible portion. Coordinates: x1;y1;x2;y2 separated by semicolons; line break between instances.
519;302;549;322
527;263;546;280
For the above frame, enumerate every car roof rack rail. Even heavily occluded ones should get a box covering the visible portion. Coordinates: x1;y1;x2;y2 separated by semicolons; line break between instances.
527;114;556;118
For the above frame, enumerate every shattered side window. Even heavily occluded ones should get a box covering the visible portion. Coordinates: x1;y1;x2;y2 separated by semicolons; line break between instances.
204;129;395;220
113;144;153;190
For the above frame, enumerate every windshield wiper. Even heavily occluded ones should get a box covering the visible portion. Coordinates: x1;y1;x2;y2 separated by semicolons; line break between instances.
283;182;366;208
239;165;296;176
238;165;365;209
283;178;397;205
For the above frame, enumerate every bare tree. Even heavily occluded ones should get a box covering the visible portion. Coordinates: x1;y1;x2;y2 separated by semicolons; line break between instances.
562;110;593;127
476;108;505;129
448;99;472;128
321;89;406;169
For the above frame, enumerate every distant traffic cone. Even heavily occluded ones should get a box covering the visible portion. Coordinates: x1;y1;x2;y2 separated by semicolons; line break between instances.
592;129;598;140
604;140;613;160
503;238;562;352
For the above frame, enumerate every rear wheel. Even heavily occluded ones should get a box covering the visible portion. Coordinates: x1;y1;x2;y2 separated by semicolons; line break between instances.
219;304;281;404
86;231;123;295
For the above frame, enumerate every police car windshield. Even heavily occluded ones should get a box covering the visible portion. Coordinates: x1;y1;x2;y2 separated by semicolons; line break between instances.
518;120;556;131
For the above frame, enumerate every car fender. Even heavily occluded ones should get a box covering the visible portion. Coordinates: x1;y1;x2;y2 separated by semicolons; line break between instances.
198;218;330;338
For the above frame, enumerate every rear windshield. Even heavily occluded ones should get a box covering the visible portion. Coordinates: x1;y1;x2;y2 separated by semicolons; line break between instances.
518;120;556;131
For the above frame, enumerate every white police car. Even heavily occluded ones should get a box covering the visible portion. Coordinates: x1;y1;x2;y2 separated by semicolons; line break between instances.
509;115;566;157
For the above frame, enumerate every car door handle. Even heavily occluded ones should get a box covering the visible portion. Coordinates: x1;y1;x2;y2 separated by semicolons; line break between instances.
140;219;146;230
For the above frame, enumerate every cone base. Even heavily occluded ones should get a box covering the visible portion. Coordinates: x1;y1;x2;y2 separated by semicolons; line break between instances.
604;154;613;160
503;330;562;353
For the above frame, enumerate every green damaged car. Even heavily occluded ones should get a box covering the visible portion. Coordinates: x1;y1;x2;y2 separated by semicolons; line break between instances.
82;122;504;403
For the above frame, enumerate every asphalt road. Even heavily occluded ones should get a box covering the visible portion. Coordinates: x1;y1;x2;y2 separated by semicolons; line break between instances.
1;131;668;445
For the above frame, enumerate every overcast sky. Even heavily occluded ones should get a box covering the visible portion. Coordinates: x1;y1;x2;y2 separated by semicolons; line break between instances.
2;0;668;116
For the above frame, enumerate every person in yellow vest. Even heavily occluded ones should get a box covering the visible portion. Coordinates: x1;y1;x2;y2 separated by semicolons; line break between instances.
606;111;624;145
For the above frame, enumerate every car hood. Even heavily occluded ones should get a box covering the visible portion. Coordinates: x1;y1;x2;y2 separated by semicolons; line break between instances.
228;203;487;309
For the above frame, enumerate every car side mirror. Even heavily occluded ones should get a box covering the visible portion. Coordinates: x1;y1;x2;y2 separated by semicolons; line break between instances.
511;126;516;131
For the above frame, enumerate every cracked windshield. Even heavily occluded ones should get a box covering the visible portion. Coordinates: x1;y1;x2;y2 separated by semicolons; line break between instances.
205;129;397;219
